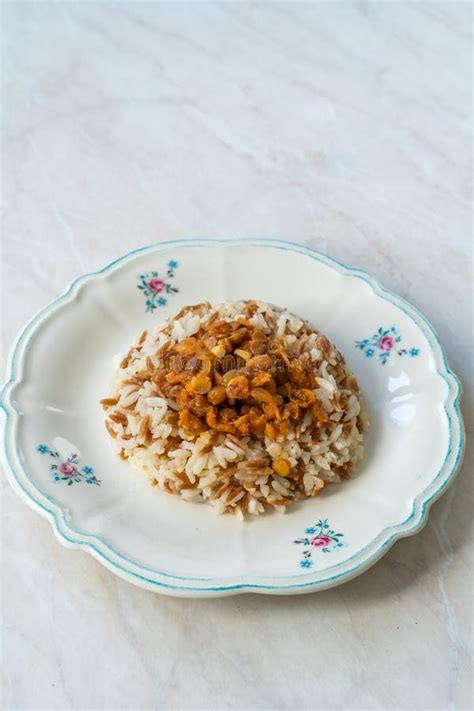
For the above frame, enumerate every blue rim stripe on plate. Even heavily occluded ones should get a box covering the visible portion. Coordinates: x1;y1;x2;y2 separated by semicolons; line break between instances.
0;239;465;592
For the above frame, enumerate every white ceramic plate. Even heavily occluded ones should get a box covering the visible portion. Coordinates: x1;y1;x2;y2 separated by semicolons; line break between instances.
1;240;464;597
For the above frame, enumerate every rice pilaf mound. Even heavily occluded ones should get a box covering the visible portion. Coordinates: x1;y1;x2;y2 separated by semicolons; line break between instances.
102;301;365;518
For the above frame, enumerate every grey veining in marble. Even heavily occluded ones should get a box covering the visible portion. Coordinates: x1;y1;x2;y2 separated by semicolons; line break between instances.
2;2;472;709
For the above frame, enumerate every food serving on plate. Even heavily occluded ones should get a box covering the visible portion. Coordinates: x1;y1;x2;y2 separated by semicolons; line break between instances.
101;300;366;517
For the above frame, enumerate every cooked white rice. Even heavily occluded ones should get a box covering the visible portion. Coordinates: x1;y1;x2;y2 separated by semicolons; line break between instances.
102;300;366;518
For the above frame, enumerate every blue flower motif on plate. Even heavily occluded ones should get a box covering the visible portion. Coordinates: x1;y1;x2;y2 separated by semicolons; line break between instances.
37;443;101;487
136;260;179;312
355;326;420;365
294;519;345;569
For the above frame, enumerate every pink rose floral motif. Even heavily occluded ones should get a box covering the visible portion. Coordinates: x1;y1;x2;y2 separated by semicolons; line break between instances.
294;519;344;569
36;443;101;487
356;326;420;365
59;462;76;477
310;535;332;547
147;278;165;293
137;260;179;312
378;335;394;351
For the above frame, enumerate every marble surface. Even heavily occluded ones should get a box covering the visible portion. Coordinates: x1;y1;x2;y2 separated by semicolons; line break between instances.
2;2;472;709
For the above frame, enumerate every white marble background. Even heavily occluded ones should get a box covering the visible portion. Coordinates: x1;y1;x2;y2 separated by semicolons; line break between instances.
2;2;472;709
